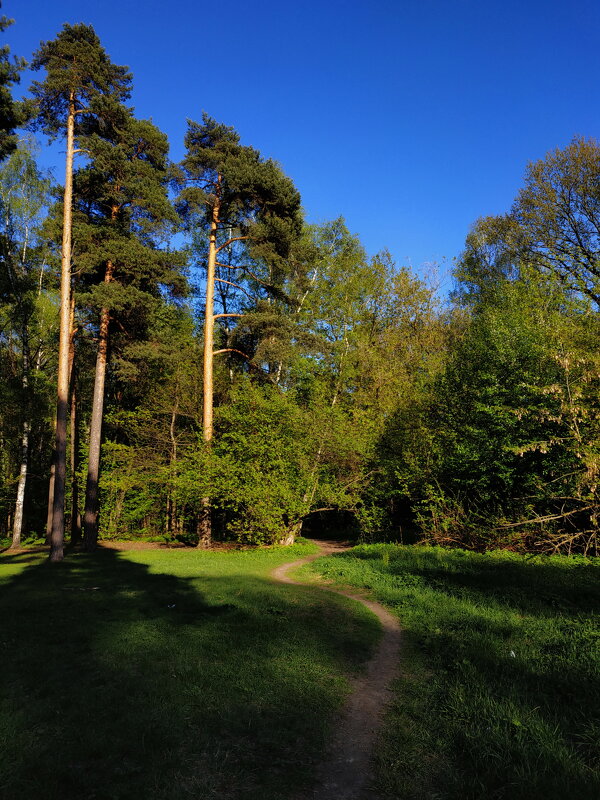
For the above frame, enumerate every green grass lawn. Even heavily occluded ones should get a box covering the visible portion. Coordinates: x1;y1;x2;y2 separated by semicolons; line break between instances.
302;544;600;800
0;542;380;800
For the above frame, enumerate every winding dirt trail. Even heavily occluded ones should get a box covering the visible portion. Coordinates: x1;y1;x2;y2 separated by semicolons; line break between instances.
271;540;402;800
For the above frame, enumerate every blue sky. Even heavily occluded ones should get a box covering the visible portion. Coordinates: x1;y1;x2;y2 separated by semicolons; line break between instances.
7;0;600;289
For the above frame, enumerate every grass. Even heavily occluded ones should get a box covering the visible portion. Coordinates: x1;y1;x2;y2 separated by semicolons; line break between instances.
0;542;380;800
301;544;600;800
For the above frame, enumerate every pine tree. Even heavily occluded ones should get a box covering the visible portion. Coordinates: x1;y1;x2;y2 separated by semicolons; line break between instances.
0;15;24;162
178;114;301;546
73;107;186;551
29;24;131;560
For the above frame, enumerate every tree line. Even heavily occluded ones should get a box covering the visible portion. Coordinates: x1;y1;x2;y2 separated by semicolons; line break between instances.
1;21;598;560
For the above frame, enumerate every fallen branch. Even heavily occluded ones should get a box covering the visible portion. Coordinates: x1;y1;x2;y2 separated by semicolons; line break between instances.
495;504;597;529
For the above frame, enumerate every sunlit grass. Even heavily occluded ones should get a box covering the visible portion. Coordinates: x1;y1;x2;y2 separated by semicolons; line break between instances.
0;543;380;800
304;544;600;800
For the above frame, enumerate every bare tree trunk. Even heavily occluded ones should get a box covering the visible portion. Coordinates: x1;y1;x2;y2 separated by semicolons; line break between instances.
198;183;220;549
83;260;114;551
166;496;172;536
69;294;81;544
11;340;30;548
11;421;30;548
50;93;75;562
202;203;218;445
169;403;178;537
45;453;55;544
70;369;81;544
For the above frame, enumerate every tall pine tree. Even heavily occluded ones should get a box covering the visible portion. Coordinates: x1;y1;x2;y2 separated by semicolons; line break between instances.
177;114;301;546
29;24;131;560
72;105;186;550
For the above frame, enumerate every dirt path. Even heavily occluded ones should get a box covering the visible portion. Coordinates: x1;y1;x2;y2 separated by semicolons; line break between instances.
271;539;402;800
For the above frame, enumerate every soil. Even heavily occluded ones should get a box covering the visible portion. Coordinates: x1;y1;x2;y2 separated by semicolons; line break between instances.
272;539;402;800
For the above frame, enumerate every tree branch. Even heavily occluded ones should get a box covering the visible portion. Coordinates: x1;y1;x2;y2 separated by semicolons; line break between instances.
213;348;250;358
216;235;249;254
496;504;597;528
215;277;252;298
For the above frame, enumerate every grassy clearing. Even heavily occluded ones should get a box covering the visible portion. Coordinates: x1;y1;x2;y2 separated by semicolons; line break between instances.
0;543;380;800
302;544;600;800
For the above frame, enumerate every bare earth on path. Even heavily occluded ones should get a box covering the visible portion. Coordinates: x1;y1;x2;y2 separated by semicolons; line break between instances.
271;539;402;800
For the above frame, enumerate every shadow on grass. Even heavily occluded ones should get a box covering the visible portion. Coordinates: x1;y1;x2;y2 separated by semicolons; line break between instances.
0;547;377;800
350;545;599;614
317;547;600;800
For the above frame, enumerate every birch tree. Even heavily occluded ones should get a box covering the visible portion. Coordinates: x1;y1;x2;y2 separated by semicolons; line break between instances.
0;142;52;547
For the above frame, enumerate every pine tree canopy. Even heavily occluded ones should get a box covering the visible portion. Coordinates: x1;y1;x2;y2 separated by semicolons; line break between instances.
29;23;131;138
0;17;25;162
178;113;302;259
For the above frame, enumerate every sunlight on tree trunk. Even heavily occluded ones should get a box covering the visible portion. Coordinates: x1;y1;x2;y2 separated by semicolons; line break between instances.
69;291;81;544
50;93;75;562
198;182;220;549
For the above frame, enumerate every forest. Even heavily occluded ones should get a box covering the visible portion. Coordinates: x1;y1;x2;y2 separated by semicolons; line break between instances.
1;20;599;560
1;17;600;800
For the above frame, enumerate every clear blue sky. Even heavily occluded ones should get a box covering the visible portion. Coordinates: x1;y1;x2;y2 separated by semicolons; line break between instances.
7;0;600;288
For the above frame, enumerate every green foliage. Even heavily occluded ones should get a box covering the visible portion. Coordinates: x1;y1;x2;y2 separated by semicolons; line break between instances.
387;274;600;552
178;113;303;380
513;136;600;307
178;114;302;253
374;144;600;553
4;25;599;557
173;380;315;544
0;16;25;162
0;139;55;535
29;23;131;139
88;215;445;546
72;106;187;302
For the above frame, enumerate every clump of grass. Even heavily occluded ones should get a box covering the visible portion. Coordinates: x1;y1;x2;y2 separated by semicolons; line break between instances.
0;543;380;800
306;544;600;800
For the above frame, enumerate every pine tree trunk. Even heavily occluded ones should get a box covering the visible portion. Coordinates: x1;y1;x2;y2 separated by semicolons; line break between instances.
70;371;81;544
198;184;220;549
50;93;75;562
69;295;82;544
83;260;114;551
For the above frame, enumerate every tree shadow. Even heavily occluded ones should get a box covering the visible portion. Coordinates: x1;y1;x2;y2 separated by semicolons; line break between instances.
324;547;600;799
348;546;599;615
0;547;377;800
